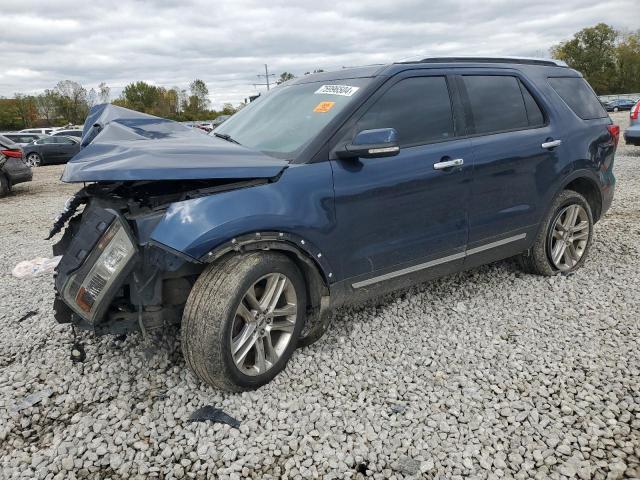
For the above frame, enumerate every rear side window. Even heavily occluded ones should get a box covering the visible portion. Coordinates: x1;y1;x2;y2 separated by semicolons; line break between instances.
355;76;454;147
462;75;529;134
548;77;607;120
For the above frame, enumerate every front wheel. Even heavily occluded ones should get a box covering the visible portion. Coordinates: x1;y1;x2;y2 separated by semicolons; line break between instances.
181;252;307;391
519;190;594;276
25;153;42;167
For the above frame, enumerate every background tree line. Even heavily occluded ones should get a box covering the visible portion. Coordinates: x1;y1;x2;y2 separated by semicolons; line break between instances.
551;23;640;94
5;21;637;131
0;79;241;130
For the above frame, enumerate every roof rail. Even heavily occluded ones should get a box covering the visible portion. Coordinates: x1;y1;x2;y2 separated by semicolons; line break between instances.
399;56;568;67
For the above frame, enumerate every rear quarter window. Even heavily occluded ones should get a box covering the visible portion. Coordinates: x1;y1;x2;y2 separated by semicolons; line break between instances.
548;77;607;120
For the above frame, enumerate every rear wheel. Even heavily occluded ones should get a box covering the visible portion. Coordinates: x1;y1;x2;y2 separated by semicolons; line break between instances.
25;153;41;167
0;174;9;197
181;252;306;391
519;190;593;276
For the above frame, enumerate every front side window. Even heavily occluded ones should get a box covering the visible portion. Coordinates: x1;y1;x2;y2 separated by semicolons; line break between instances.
463;75;529;134
214;78;372;159
354;76;454;147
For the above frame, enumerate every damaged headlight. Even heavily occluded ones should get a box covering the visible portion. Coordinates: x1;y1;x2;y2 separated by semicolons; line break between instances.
63;218;136;320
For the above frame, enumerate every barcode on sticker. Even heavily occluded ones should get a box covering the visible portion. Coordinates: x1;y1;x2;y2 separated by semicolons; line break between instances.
315;85;360;96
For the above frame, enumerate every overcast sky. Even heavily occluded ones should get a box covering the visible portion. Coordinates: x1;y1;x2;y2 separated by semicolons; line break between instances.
1;0;638;108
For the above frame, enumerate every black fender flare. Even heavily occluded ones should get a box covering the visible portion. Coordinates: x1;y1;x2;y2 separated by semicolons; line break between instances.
200;231;335;347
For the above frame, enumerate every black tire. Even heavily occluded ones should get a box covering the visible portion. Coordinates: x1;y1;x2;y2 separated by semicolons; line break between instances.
181;252;307;391
519;190;594;276
0;174;9;197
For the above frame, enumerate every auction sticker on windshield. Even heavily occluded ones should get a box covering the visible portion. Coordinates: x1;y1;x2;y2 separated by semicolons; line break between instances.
315;85;360;96
313;101;335;113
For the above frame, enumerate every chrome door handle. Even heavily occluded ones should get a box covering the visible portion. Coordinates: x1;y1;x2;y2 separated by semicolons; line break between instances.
433;158;464;170
541;139;562;149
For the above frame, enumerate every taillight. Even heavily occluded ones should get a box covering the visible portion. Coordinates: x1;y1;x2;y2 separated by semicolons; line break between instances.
608;124;620;147
0;148;22;158
631;102;639;120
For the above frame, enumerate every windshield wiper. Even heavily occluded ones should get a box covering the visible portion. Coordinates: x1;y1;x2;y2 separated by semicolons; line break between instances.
213;132;241;145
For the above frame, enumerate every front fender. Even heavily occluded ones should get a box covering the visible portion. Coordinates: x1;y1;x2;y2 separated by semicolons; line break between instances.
149;162;339;280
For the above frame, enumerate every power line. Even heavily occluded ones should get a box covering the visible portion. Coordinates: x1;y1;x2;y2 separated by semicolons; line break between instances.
254;64;276;91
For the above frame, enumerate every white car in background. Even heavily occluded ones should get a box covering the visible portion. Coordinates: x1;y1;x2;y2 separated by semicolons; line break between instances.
0;132;49;146
20;127;55;135
52;129;83;139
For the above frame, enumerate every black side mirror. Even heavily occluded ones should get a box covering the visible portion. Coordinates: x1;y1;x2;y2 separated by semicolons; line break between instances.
336;128;400;159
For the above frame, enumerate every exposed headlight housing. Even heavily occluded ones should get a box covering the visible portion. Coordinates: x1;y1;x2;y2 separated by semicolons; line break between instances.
63;217;136;321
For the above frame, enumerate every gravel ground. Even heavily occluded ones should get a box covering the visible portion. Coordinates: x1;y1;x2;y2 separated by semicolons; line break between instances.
1;112;639;480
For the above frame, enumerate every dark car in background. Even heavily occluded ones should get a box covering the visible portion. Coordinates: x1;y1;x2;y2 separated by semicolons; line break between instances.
22;136;81;166
604;98;637;112
0;135;32;196
0;132;49;146
52;57;618;391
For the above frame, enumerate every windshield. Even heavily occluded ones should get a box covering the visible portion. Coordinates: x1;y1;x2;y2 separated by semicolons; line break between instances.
214;78;371;158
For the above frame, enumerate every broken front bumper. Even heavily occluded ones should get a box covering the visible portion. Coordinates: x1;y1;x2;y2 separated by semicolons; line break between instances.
53;205;138;328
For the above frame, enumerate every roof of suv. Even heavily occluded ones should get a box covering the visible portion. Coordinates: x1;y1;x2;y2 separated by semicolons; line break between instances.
289;57;576;85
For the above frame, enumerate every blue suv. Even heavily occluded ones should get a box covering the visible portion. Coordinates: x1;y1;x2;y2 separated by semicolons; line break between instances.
52;57;618;390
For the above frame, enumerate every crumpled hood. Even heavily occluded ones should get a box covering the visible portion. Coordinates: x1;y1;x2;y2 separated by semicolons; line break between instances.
61;104;288;183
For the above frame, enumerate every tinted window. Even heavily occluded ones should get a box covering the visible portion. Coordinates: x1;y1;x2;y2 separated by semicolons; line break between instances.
519;81;545;127
463;75;529;134
548;77;607;120
355;76;454;147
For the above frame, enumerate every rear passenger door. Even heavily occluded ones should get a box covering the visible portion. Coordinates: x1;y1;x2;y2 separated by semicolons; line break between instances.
457;72;560;266
330;72;473;287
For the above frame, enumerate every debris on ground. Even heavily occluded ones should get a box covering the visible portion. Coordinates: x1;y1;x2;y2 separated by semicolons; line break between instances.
188;406;241;428
11;389;53;412
11;256;61;279
17;310;37;322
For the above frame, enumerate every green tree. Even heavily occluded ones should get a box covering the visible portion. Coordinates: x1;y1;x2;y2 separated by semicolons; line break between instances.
54;80;90;124
551;23;618;94
614;31;640;93
118;81;162;113
221;103;236;116
183;79;210;118
0;98;27;129
35;89;60;125
13;94;38;128
276;72;295;84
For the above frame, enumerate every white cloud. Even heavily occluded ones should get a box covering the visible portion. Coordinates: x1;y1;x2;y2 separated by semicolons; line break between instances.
0;0;637;108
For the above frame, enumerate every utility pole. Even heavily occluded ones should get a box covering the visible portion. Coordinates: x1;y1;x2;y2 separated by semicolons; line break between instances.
254;64;275;91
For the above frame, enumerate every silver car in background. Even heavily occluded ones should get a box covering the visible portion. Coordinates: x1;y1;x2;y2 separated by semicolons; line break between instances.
624;100;640;146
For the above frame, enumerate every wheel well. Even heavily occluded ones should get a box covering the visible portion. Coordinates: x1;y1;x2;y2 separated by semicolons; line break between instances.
565;177;602;222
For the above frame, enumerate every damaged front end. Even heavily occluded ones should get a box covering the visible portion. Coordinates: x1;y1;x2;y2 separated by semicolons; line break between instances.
52;178;270;335
52;104;288;336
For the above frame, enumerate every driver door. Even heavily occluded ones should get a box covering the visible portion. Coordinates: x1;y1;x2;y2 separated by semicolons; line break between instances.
330;72;473;290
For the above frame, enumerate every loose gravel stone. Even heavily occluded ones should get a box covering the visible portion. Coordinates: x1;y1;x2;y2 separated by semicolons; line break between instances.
1;111;639;479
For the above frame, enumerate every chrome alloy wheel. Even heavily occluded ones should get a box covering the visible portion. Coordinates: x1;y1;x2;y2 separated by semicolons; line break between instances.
230;273;297;376
548;204;590;271
25;153;41;167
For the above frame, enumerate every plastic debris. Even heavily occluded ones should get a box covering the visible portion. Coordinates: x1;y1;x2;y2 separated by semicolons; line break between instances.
12;256;61;279
12;389;53;412
18;310;38;322
188;406;241;428
70;342;86;363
